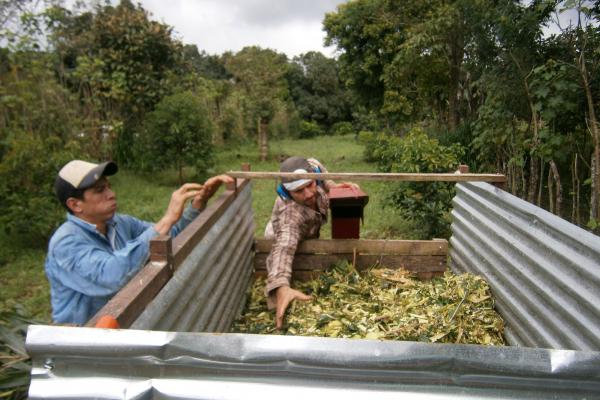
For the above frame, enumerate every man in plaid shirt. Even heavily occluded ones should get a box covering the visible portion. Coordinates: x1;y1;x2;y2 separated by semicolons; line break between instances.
264;156;358;328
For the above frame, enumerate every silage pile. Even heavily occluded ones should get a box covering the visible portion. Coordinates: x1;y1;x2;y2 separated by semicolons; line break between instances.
231;262;505;345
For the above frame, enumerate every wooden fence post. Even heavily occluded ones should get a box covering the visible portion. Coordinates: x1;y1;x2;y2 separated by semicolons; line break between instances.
150;235;173;270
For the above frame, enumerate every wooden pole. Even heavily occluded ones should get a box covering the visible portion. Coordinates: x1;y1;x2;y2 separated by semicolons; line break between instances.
227;171;507;183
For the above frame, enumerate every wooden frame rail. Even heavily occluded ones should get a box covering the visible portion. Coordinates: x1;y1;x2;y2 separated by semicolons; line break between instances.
86;179;249;328
227;171;507;183
254;238;448;280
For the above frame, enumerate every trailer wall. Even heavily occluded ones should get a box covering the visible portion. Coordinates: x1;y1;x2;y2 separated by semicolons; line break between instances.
130;183;255;332
450;182;600;351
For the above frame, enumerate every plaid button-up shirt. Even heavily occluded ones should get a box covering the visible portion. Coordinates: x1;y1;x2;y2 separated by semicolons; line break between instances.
265;185;329;302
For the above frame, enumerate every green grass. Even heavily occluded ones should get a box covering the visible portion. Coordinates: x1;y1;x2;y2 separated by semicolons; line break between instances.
0;134;419;321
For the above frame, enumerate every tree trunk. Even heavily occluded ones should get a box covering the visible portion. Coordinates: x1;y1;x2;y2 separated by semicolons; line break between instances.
447;30;464;131
566;23;600;225
258;118;269;161
508;52;539;204
578;54;600;223
591;156;597;222
549;160;562;217
572;154;581;225
537;159;545;207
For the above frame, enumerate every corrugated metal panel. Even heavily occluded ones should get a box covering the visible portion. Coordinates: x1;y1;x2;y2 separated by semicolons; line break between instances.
450;182;600;351
130;184;255;332
26;325;600;399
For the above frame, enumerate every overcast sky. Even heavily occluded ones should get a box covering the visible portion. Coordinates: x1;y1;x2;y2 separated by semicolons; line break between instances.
137;0;348;58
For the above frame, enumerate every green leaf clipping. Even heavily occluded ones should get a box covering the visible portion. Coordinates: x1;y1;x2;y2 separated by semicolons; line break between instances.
232;262;505;346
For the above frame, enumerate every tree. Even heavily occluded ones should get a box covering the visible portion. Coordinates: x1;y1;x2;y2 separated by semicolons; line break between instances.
0;49;82;244
553;0;600;229
139;91;214;184
44;0;184;163
223;46;289;160
286;51;352;131
182;44;231;80
363;128;464;238
324;0;490;129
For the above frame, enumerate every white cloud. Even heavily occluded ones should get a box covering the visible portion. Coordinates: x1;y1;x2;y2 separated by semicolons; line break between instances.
140;0;345;57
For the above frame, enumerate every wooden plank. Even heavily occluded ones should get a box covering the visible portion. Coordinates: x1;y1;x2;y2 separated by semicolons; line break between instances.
172;179;249;267
254;238;447;255
227;171;507;183
85;260;171;328
254;253;447;273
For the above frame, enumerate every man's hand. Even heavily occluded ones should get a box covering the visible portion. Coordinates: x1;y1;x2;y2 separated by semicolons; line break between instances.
333;181;361;190
191;174;235;210
275;286;312;329
155;183;204;235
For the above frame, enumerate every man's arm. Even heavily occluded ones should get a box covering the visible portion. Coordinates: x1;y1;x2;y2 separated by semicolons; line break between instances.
265;205;312;328
49;227;158;297
51;176;235;297
156;175;234;236
307;158;359;191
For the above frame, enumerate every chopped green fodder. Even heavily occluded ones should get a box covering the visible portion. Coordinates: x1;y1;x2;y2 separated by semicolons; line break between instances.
232;262;505;345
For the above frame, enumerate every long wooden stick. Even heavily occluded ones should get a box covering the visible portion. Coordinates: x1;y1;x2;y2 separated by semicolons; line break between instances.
227;171;506;183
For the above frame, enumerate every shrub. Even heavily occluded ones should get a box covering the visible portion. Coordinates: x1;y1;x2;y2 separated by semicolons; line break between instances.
368;128;464;239
138;91;214;183
358;130;385;162
330;121;354;136
298;120;324;139
0;132;79;245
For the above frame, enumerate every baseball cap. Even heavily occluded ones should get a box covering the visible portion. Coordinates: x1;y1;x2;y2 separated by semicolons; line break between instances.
280;156;313;191
54;160;118;207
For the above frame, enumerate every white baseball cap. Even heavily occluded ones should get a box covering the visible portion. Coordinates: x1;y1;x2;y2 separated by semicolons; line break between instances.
54;160;118;207
280;157;313;191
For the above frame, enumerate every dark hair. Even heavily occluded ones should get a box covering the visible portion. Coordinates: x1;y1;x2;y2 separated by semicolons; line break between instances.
54;176;86;214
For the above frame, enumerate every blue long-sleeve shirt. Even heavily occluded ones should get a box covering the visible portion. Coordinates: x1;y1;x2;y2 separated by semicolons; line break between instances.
45;207;199;324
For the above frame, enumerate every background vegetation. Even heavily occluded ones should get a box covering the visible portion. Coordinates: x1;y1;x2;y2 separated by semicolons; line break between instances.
1;0;599;397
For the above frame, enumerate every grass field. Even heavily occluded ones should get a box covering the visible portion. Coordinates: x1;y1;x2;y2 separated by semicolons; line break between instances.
0;134;420;322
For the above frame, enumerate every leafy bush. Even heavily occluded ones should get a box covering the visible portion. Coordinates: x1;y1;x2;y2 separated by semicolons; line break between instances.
298;120;324;139
0;307;45;400
138;91;214;183
366;128;464;239
0;132;79;246
358;130;386;162
330;121;354;136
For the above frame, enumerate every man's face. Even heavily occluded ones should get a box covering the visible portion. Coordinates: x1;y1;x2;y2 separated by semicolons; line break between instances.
72;177;118;224
289;180;317;207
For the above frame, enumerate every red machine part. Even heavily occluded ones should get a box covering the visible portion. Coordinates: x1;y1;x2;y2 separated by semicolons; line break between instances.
328;186;369;239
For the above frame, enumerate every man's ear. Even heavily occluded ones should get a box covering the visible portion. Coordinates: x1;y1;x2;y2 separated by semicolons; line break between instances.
66;197;83;214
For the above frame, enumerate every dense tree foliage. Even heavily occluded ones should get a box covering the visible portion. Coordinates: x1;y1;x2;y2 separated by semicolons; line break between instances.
139;91;214;184
286;51;352;131
1;0;599;247
44;0;184;163
361;128;463;238
0;43;82;244
326;0;600;232
223;46;291;160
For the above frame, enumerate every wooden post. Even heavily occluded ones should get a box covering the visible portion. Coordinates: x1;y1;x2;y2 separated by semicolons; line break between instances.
150;236;173;270
259;120;268;162
86;236;174;328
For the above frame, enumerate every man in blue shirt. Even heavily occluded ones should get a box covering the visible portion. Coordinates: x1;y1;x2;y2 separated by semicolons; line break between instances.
45;159;233;325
